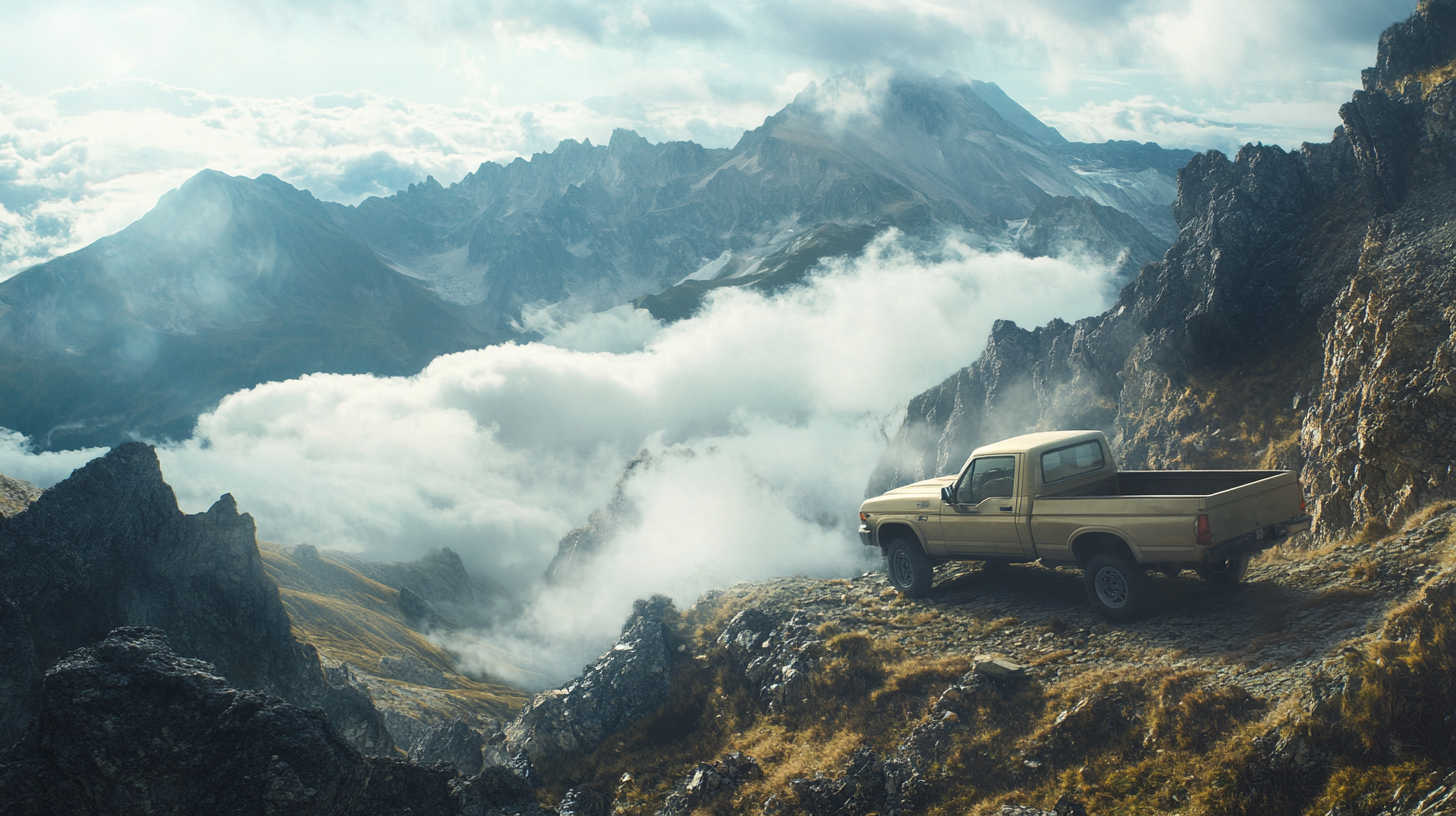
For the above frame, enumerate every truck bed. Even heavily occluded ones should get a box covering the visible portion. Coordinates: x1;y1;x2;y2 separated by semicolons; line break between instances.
1055;470;1276;498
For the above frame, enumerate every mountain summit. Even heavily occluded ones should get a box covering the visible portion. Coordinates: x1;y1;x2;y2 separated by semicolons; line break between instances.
0;72;1191;450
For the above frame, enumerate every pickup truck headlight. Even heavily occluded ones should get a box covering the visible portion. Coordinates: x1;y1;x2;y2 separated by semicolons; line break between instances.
859;512;872;521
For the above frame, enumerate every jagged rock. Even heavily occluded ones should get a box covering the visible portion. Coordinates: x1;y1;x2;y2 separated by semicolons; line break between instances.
0;443;392;753
0;592;41;750
325;546;492;628
868;2;1456;543
657;752;763;815
0;474;40;519
412;719;489;775
1018;195;1166;280
786;746;920;816
503;596;675;758
453;765;539;815
0;627;458;816
558;787;610;816
718;609;822;710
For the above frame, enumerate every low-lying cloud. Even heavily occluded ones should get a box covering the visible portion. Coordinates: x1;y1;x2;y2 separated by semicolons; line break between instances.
1;233;1116;684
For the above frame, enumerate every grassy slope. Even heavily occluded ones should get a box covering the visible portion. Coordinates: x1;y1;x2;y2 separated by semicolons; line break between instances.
528;507;1456;815
258;542;527;724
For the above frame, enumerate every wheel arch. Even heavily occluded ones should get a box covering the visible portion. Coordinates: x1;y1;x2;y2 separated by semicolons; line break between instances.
1070;529;1138;566
875;521;926;556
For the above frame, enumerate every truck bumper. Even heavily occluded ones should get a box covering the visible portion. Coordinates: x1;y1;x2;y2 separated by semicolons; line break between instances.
859;524;874;548
1206;515;1313;562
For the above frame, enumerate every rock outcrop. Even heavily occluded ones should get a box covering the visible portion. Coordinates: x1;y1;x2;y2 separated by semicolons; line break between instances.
0;475;40;519
0;627;545;816
0;443;391;752
0;593;41;750
868;1;1456;543
502;596;677;759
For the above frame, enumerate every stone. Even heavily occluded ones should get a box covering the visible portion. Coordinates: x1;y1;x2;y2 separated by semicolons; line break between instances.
503;595;676;758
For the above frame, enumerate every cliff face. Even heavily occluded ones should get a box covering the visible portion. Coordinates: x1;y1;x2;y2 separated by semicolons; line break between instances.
870;0;1456;541
0;444;391;752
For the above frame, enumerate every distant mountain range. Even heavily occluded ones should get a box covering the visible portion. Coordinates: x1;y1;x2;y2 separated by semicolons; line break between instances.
0;71;1194;450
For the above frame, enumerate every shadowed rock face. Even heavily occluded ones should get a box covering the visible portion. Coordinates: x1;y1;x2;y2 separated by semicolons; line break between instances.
0;627;553;816
0;593;41;750
867;1;1456;541
0;443;391;753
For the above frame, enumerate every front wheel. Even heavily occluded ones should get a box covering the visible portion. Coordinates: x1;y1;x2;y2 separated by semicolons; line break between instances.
885;538;933;598
1195;555;1250;585
1083;552;1148;621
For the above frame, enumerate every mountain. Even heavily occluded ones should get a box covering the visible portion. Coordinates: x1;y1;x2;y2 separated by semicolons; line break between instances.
0;72;1191;450
868;0;1456;548
0;171;493;450
0;443;393;752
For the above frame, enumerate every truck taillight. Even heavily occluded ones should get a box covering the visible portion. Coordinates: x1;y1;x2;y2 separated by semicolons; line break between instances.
1300;497;1307;515
1196;514;1213;546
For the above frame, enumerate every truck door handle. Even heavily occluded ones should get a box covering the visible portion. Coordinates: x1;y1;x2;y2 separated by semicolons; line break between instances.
1000;506;1013;512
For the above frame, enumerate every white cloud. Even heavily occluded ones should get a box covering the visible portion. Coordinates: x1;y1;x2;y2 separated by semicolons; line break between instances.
0;77;792;280
0;232;1118;683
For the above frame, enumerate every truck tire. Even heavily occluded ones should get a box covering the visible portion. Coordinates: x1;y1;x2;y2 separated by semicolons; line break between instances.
1083;552;1147;621
886;538;933;598
1196;555;1250;585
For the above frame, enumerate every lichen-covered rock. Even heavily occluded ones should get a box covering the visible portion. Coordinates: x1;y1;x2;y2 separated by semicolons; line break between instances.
656;752;763;816
0;443;392;753
504;595;676;758
0;627;457;816
718;609;822;711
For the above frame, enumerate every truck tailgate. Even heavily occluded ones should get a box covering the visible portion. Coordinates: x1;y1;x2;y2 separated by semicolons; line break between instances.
1203;470;1304;544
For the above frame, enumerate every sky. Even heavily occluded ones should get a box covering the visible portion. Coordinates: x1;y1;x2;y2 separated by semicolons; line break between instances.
0;0;1416;280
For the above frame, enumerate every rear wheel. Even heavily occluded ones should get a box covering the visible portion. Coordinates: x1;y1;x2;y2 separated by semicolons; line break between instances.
1083;552;1148;621
885;538;933;598
1196;555;1250;585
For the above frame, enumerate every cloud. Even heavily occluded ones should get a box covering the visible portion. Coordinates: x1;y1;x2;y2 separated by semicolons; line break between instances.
0;76;789;280
0;232;1118;684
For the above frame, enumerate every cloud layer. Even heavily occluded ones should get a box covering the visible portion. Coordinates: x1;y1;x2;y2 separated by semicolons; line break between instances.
0;233;1117;683
0;2;1413;278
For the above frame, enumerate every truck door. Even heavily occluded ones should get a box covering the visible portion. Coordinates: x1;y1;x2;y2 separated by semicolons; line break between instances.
940;455;1027;555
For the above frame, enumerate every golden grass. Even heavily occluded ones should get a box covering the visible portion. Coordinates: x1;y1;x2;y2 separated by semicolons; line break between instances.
258;541;527;720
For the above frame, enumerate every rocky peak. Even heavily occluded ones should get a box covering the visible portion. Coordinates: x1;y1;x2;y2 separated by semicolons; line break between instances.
1363;0;1456;94
0;442;392;753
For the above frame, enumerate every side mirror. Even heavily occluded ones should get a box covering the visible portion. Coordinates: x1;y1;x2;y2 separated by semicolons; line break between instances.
941;485;955;505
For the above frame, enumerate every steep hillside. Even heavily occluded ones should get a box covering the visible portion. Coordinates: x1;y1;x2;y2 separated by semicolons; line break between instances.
501;506;1456;816
869;0;1456;548
258;541;529;748
0;171;493;450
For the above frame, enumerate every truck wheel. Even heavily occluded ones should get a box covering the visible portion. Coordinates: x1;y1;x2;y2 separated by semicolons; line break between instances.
886;538;933;598
1083;552;1147;621
1196;555;1250;585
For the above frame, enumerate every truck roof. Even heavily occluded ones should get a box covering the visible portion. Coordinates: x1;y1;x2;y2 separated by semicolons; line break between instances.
970;430;1107;459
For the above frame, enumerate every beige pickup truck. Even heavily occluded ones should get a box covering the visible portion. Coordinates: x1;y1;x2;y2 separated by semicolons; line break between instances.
858;430;1311;619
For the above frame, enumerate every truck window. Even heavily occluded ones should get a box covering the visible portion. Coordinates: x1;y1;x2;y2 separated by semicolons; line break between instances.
1041;440;1105;484
955;456;1016;504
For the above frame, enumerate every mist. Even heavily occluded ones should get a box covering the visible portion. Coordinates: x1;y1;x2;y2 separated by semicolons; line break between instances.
0;232;1116;686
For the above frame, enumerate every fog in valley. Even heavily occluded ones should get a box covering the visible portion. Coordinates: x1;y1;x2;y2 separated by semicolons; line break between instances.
0;233;1117;684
